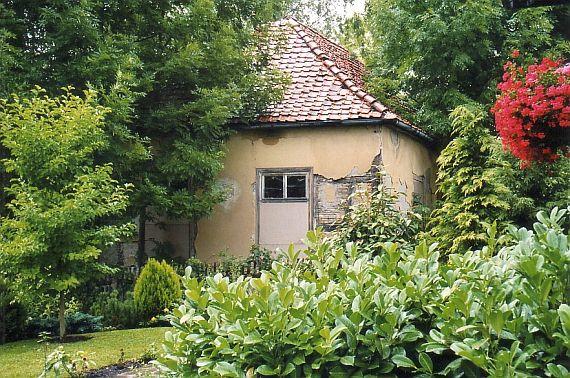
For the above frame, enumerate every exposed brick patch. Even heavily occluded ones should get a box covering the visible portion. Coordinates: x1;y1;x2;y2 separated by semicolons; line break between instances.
313;153;382;231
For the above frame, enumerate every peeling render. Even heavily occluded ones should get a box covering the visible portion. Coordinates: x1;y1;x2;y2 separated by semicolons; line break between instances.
188;125;436;260
313;152;382;231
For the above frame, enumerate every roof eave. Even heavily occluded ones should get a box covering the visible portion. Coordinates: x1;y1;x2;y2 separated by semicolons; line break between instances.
233;118;434;145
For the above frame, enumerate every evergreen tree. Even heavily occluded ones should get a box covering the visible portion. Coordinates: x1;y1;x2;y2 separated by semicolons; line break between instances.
133;258;181;321
428;106;512;254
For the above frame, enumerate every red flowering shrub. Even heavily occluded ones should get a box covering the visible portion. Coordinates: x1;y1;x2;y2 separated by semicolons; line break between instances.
492;55;569;166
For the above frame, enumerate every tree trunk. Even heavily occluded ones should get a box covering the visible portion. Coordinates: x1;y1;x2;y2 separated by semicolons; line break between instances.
0;306;6;345
187;177;198;259
137;207;147;269
188;218;198;259
58;291;66;341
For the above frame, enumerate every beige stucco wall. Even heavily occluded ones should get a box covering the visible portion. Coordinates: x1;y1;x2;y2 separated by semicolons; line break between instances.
188;124;436;261
381;127;437;210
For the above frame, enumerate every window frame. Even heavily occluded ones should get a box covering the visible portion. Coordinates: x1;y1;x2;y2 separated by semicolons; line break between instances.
258;169;311;202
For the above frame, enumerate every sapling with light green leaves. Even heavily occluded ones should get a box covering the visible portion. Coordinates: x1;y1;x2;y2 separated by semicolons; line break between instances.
0;88;133;340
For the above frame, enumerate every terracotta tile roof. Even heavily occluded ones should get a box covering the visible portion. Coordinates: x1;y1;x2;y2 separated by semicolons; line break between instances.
256;19;427;139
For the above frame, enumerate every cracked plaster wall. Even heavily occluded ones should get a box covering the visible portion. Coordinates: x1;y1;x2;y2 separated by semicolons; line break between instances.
313;151;382;230
150;125;437;261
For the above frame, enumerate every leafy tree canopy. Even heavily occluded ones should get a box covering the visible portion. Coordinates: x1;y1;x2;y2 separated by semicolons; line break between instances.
0;0;293;258
286;0;356;37
341;1;569;232
357;0;569;139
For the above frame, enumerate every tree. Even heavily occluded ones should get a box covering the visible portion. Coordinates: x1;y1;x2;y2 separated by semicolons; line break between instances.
0;0;289;263
361;0;569;139
0;89;133;340
347;0;569;230
286;0;355;36
427;106;512;254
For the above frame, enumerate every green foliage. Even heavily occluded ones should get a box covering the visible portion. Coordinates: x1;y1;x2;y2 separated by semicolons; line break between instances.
151;241;180;265
429;208;570;376
73;267;138;315
428;106;512;254
502;155;570;229
349;0;569;227
0;0;291;259
362;0;569;139
157;207;569;376
134;259;181;321
27;312;104;338
186;245;274;281
90;291;141;330
158;232;438;376
139;342;160;363
334;184;424;254
40;346;95;378
0;89;133;338
0;277;26;344
14;294;81;332
339;13;369;59
285;0;353;36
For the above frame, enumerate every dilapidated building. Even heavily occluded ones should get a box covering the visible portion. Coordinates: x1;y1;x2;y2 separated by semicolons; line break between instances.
144;19;437;261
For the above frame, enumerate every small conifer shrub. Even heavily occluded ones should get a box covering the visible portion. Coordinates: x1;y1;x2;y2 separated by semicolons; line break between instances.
134;259;181;321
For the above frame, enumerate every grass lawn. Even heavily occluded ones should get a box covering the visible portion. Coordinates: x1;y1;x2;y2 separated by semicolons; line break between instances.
0;327;169;378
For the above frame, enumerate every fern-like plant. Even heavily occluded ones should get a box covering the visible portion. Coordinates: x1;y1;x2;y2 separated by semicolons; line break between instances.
134;259;181;321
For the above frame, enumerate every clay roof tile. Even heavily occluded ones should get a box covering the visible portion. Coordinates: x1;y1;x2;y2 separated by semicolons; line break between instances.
254;18;427;139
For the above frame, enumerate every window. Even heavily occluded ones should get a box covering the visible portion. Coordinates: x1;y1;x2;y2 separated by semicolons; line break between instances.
263;175;284;199
261;172;308;200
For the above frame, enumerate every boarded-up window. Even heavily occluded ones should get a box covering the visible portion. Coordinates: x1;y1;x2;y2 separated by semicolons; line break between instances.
257;169;311;251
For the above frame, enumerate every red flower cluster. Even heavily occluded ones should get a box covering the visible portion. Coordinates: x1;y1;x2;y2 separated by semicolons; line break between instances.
492;56;570;166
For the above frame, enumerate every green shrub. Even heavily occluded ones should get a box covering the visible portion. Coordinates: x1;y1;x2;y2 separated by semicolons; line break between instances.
134;259;181;321
26;312;103;337
40;346;95;378
90;291;141;329
0;279;26;344
157;207;569;377
1;283;101;341
74;267;138;313
16;288;83;321
334;183;424;254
